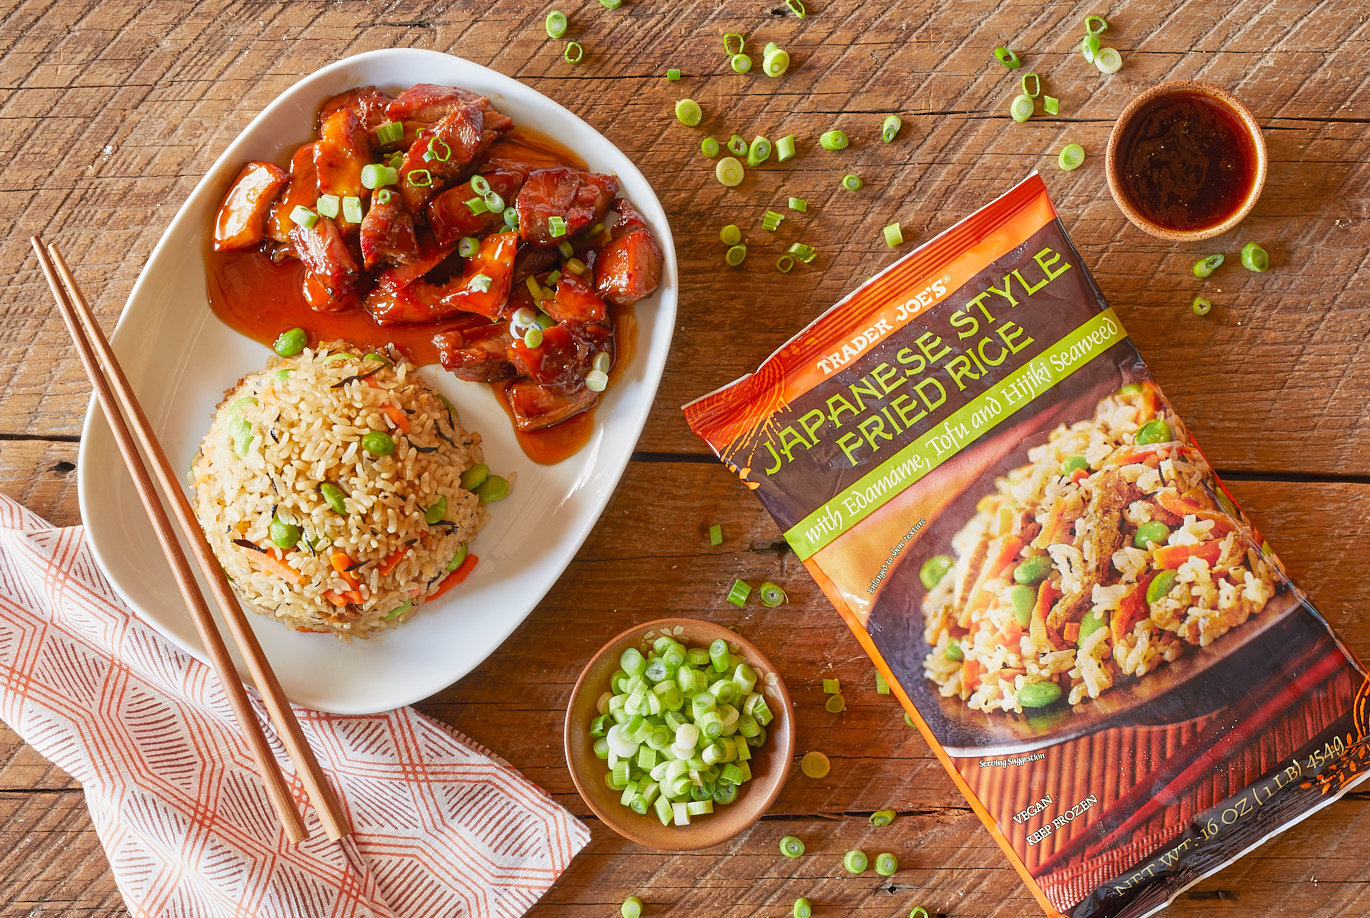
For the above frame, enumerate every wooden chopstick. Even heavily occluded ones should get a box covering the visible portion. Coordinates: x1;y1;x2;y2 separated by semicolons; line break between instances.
32;237;349;843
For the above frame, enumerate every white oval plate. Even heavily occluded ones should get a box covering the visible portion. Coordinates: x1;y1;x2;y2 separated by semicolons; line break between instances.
77;49;677;714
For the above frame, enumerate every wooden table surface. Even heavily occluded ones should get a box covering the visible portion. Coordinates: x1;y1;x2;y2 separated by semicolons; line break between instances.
3;0;1369;914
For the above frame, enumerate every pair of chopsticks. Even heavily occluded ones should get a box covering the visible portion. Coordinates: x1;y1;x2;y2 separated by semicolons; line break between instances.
32;237;349;844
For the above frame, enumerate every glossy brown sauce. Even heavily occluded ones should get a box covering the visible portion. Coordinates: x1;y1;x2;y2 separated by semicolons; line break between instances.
1116;92;1257;232
205;127;630;465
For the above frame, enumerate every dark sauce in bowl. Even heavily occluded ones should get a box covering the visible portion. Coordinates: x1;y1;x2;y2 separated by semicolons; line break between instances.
1115;91;1258;232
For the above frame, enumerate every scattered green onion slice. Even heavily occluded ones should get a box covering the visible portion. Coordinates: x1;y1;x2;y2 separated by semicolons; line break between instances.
870;809;896;826
776;134;796;162
776;254;795;274
1193;254;1224;277
407;168;433;188
470;273;493;293
504;206;519;229
762;210;785;231
1192;296;1213;317
375;188;395;205
793;898;812;918
483;191;505;213
825;694;846;713
1021;71;1041;98
716;156;745;187
883;223;904;247
881;114;902;142
788;197;808;212
620;896;643;918
1010;93;1035;122
273;327;307;357
425;136;452;163
731;53;752;74
316;194;340;219
708;523;723;546
667;68;682;81
342;196;363;224
875;852;899;876
470;175;492;196
909;909;930;918
904;712;916;728
675;98;703;126
523;327;544;348
1241;241;1269;272
1058;143;1085;171
465;196;489;215
789;242;816;262
376;120;404;145
720;224;742;245
289;205;318;229
843;849;868;873
600;0;621;8
458;236;480;257
746;136;772;167
758;581;788;607
545;10;568;38
548;215;569;237
819;130;848;151
800;750;830;778
360;163;399;189
875;671;890;694
1043;95;1060;116
727;135;748;156
585;369;609;392
780;835;805;857
591;351;611;374
785;0;805;16
723;33;745;55
701;136;720;157
994;46;1021;68
1094;46;1122;74
762;49;790;77
564;41;584;64
726;579;751;606
842;173;862;190
822;678;840;694
1080;34;1100;63
1085;14;1109;35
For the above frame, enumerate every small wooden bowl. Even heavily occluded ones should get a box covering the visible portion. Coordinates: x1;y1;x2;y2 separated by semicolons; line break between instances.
564;618;795;850
1105;80;1267;241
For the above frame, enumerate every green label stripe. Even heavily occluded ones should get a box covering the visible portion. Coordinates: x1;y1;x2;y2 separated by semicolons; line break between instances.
785;308;1126;560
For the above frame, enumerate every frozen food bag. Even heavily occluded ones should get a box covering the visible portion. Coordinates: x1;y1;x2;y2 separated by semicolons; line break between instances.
683;173;1369;918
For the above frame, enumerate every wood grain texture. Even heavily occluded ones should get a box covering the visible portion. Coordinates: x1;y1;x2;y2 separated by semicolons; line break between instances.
0;0;1367;914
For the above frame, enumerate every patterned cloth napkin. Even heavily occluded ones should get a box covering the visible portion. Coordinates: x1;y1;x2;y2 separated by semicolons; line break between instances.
0;495;587;918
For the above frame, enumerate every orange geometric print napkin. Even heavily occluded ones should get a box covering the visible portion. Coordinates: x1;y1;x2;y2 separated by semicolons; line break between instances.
0;496;587;918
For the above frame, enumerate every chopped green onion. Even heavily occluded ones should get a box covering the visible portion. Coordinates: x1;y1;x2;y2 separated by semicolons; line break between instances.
564;41;584;64
825;694;846;713
780;835;805;857
483;191;505;213
874;852;899;876
376;120;404;145
776;254;795;273
715;156;745;187
386;150;404;169
746;136;772;167
667;68;682;81
1094;46;1122;74
870;809;896;826
731;53;752;74
776;134;796;161
1241;242;1269;272
994;46;1021;68
316;194;340;218
546;269;562;287
470;273;493;293
407;168;433;188
557;240;575;259
470;175;492;196
1058;143;1085;171
1085;14;1108;35
841;173;862;191
504;206;519;229
874;671;890;695
1021;71;1041;98
1080;34;1100;63
375;188;395;205
762;48;790;77
342;196;363;224
762;210;785;231
720;224;742;245
289;205;318;229
545;10;568;38
592;351;611;374
793;898;812;918
1192;296;1213;317
904;712;916;728
799;750;830;778
788;197;808;212
585;369;609;392
785;0;805;16
565;256;586;274
360;163;398;189
1010;93;1035;122
723;33;745;55
909;909;929;918
882;223;904;247
273;327;307;357
620;896;643;918
1043;95;1060;115
425;136;452;163
727;135;748;156
822;679;840;694
700;136;720;158
726;579;751;606
675;98;703;126
788;242;816;263
600;0;621;8
523;327;544;348
1193;254;1224;278
758;581;787;606
843;849;868;873
548;215;568;237
458;236;480;257
465;196;490;215
819;130;848;151
881;114;902;142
